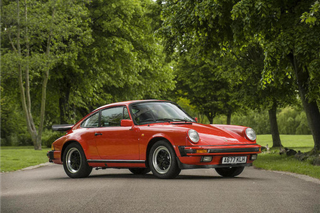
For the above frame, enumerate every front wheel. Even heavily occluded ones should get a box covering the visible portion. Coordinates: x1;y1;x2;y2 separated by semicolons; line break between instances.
63;143;92;178
149;141;181;179
215;166;244;177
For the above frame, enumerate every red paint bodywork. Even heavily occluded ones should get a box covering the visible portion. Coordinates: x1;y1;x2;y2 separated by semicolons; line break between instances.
49;100;261;169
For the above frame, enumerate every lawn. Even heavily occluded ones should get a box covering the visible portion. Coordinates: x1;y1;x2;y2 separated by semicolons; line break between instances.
254;135;320;179
256;134;314;152
1;146;51;172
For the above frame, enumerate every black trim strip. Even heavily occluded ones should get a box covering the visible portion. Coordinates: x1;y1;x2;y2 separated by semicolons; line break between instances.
179;146;187;156
207;148;260;153
87;159;145;164
179;146;260;156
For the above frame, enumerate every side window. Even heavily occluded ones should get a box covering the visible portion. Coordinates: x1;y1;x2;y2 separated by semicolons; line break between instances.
100;107;124;127
123;107;130;119
81;112;99;128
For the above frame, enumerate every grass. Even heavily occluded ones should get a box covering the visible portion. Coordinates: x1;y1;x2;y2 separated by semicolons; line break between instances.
0;146;51;172
257;134;314;152
254;135;320;180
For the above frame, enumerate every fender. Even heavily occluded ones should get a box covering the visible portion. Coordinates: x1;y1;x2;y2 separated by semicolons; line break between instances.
144;132;188;159
63;131;100;160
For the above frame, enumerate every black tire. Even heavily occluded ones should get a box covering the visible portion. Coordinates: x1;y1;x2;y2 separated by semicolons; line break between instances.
149;140;181;179
129;168;150;175
63;143;92;178
215;166;244;177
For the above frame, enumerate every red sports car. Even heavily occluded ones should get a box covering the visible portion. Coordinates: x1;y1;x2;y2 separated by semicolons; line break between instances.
47;100;261;179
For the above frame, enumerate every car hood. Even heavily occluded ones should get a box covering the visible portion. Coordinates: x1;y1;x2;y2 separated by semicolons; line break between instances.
146;122;252;146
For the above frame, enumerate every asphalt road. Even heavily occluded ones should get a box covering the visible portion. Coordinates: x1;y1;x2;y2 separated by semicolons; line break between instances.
1;164;320;213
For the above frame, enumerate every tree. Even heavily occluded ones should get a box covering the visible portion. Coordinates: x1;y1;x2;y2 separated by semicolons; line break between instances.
48;0;175;124
159;0;319;151
229;43;297;147
174;53;243;124
232;0;320;151
2;0;92;149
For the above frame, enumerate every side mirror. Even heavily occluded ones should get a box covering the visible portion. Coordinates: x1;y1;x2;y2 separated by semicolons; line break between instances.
121;119;133;127
193;117;198;123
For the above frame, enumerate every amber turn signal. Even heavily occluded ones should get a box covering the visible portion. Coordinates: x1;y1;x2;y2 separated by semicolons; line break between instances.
196;150;208;154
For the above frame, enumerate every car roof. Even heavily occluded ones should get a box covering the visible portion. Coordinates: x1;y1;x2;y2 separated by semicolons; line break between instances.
93;99;166;112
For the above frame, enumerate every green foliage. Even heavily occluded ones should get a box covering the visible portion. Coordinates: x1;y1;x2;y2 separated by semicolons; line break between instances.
301;1;320;25
159;0;320;150
231;110;271;134
41;130;64;148
1;0;175;147
173;53;244;124
231;0;320;102
176;97;209;124
214;107;311;135
48;0;175;123
1;86;32;146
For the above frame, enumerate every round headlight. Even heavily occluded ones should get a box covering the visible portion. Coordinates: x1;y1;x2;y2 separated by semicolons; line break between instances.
245;128;256;141
188;129;200;143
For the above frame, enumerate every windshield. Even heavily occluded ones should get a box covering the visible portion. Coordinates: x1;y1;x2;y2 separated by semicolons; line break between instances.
130;102;194;125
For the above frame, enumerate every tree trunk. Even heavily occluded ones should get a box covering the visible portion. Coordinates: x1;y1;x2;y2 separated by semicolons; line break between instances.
16;0;38;148
268;101;282;147
289;53;320;152
37;5;56;150
205;113;214;124
24;0;39;150
226;111;232;125
59;81;71;124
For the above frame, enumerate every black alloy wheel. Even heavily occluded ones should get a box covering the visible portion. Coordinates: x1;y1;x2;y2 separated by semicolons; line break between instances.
149;140;181;179
63;143;92;178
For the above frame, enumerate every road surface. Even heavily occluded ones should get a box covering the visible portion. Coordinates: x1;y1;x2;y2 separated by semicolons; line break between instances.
1;164;320;213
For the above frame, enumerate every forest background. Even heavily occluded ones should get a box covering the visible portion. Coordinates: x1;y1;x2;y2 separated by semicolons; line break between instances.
1;0;320;153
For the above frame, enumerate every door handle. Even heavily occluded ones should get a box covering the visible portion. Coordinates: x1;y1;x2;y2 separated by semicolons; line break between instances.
95;133;102;136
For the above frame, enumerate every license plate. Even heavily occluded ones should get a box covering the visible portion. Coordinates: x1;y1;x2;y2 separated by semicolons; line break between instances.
222;156;247;164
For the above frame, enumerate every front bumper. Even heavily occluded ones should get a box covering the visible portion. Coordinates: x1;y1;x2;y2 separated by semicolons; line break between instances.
47;151;54;162
177;144;261;169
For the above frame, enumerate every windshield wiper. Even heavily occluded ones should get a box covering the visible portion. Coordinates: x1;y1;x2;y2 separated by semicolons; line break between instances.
171;118;193;122
155;118;193;123
155;118;174;123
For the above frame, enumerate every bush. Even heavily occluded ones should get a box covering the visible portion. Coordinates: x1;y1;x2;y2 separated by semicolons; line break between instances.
227;110;270;134
211;106;311;135
42;129;64;148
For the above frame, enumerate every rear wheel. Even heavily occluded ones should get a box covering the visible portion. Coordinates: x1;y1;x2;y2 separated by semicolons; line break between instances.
149;141;181;179
129;168;150;175
63;143;92;178
215;167;244;177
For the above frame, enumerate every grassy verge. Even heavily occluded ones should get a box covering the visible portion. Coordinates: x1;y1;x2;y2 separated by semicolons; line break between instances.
1;146;51;172
254;135;320;180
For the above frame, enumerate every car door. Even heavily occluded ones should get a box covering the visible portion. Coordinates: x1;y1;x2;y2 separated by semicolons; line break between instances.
79;111;101;159
95;106;140;160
